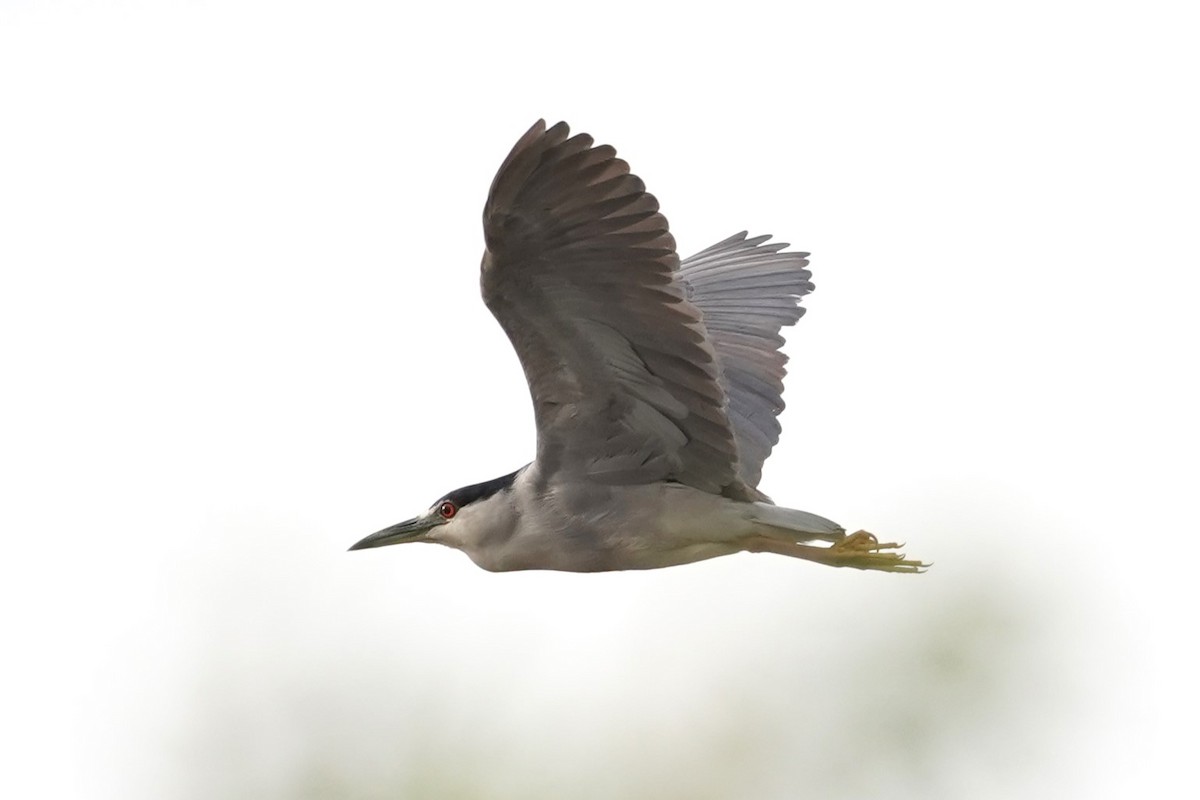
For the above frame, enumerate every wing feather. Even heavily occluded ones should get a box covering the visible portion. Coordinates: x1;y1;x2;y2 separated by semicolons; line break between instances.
481;121;742;495
679;231;813;489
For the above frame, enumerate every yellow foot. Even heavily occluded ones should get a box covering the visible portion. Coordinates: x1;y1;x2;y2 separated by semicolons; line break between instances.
822;530;928;573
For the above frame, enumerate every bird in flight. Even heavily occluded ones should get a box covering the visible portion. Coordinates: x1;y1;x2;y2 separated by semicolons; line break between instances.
350;120;925;574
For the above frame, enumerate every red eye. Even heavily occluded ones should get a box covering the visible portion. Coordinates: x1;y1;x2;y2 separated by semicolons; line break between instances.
438;501;457;519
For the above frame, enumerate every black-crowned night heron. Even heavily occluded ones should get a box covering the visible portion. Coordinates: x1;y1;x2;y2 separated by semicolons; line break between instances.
350;120;926;574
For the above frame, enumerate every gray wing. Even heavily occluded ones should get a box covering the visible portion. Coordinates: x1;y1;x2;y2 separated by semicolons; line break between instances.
481;120;742;495
679;232;813;490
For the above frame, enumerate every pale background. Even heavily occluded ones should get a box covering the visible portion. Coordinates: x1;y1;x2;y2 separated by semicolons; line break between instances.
2;1;1196;798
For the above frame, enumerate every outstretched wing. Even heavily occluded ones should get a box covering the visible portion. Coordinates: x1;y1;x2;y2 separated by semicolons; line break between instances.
679;232;813;490
481;120;741;495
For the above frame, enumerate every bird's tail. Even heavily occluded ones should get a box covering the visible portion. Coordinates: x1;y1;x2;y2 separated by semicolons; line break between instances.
746;503;845;543
744;503;928;573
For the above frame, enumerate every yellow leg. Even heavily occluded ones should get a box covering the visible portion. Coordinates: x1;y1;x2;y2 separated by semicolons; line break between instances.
745;530;928;573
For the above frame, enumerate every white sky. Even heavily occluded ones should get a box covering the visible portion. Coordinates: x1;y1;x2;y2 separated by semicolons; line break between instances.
2;1;1197;797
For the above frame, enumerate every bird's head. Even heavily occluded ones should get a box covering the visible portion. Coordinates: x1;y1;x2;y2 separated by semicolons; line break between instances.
348;469;521;552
